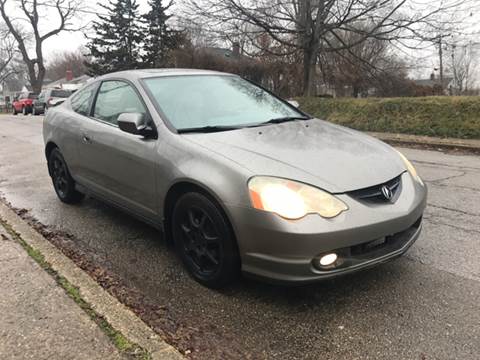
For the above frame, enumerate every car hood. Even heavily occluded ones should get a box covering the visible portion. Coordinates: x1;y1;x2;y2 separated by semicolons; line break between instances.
184;119;406;193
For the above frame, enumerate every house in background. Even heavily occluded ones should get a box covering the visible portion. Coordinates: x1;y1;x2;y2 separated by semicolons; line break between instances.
196;43;247;60
413;73;454;96
43;71;91;92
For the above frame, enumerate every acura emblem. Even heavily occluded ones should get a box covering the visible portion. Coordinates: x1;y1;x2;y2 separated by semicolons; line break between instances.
381;185;393;200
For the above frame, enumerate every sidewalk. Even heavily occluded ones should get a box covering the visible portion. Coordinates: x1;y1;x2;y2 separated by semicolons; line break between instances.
0;225;125;360
367;131;480;153
0;201;183;360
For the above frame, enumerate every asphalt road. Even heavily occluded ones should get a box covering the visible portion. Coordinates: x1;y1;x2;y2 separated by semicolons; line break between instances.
1;114;479;359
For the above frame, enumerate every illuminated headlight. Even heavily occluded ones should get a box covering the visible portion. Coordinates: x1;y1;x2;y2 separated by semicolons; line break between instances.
248;176;348;220
396;150;424;186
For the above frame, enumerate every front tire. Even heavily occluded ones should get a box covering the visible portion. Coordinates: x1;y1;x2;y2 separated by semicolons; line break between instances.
172;192;240;288
48;148;84;204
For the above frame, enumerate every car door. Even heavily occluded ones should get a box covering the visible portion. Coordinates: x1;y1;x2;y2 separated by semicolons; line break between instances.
76;79;158;219
62;82;100;178
35;91;45;111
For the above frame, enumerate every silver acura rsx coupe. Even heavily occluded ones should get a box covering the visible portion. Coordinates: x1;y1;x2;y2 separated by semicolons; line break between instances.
43;69;427;288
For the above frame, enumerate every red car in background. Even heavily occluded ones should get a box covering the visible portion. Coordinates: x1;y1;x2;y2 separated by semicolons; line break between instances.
12;92;38;115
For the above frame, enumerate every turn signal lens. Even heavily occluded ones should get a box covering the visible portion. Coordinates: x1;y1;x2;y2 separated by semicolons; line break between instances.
248;177;348;220
396;151;424;186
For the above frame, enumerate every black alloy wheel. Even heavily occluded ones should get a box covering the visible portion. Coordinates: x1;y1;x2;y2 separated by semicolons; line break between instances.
48;148;84;204
172;192;240;288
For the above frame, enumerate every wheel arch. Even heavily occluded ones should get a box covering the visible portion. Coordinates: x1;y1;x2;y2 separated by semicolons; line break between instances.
163;180;238;247
45;141;59;176
45;141;59;160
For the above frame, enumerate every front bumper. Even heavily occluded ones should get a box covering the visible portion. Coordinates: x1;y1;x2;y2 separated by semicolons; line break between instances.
225;172;427;284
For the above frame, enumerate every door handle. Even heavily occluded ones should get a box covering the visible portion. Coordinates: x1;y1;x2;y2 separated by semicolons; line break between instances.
82;134;92;144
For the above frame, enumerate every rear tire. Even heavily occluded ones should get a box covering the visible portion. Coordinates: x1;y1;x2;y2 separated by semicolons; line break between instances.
172;192;240;288
48;148;84;204
12;107;17;115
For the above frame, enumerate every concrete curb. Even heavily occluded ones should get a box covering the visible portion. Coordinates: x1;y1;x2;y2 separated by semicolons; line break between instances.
0;202;184;360
367;132;480;153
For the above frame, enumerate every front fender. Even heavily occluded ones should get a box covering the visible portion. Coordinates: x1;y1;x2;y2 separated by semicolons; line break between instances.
155;135;254;222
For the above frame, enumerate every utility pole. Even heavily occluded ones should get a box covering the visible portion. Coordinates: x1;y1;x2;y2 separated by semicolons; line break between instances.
451;44;457;95
438;34;444;91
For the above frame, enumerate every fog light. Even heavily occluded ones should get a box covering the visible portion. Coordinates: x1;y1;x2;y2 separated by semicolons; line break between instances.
319;253;338;266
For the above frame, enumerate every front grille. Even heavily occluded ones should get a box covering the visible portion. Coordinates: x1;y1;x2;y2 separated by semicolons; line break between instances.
347;174;402;203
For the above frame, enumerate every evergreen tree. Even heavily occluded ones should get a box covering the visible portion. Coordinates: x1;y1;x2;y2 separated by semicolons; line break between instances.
86;0;143;75
142;0;179;68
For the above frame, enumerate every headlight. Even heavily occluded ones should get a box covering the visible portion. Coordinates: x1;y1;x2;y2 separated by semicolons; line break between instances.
248;176;348;220
396;150;424;186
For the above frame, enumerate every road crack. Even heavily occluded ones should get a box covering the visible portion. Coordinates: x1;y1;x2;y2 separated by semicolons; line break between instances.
427;204;480;217
426;171;468;185
424;216;480;235
428;182;480;193
413;159;480;172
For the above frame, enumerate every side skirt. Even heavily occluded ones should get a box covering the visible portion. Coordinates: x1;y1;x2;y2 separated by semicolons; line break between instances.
75;183;164;232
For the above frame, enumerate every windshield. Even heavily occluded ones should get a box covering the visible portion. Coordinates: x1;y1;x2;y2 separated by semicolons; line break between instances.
51;89;72;98
143;75;302;130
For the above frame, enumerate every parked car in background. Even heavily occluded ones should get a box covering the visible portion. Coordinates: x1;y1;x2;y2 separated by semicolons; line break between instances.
12;92;38;115
33;89;73;115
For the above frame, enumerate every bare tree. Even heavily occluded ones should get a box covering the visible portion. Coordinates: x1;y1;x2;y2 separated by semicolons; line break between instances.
46;49;87;81
0;0;82;93
449;42;477;94
317;28;412;97
185;0;479;96
0;25;17;83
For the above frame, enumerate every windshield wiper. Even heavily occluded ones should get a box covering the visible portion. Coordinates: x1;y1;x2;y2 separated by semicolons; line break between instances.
177;116;312;133
177;125;243;134
249;116;311;127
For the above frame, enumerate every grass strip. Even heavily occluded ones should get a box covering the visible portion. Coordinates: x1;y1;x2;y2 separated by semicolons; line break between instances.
296;96;480;139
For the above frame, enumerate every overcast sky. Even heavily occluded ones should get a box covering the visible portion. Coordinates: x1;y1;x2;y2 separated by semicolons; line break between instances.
7;0;480;81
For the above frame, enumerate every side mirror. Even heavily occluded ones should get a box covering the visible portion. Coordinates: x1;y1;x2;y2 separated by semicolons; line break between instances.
117;113;155;137
287;99;300;108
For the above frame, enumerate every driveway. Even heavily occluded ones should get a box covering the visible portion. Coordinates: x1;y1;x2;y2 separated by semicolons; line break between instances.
0;114;479;359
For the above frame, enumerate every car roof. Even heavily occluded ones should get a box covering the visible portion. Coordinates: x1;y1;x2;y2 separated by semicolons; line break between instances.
97;68;234;81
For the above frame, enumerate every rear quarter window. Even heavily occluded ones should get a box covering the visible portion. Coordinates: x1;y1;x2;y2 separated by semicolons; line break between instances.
70;83;98;116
